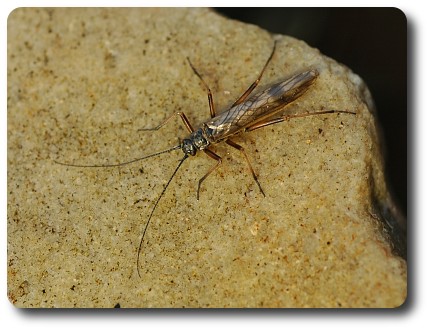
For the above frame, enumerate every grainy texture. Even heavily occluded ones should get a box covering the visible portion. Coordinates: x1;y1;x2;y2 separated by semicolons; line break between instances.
7;8;406;308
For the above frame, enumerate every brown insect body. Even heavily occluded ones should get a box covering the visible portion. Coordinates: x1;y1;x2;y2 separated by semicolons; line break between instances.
54;42;355;277
204;69;319;142
180;70;319;157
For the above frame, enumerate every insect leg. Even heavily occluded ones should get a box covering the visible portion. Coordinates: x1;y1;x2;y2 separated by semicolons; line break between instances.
230;41;277;107
196;149;222;200
187;58;216;118
245;110;356;132
225;139;265;197
139;111;195;134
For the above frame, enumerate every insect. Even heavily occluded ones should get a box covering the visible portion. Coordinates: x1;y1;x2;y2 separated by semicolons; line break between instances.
55;41;356;277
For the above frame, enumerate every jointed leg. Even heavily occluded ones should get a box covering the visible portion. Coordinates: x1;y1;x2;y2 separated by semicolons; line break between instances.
187;58;216;118
225;139;265;197
186;41;277;117
231;41;277;107
138;111;195;134
197;149;222;200
245;110;356;132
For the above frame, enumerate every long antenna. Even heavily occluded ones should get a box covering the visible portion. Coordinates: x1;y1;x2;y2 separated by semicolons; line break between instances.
53;145;181;168
137;153;189;278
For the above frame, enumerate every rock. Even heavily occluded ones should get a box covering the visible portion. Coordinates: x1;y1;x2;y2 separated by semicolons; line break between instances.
7;8;406;307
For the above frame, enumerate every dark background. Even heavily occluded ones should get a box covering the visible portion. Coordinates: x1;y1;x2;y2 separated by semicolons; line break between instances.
216;8;407;217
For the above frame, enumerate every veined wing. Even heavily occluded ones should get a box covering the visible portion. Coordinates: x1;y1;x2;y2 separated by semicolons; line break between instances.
204;69;319;142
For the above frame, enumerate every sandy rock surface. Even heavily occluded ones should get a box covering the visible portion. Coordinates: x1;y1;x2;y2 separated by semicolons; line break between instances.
7;8;406;308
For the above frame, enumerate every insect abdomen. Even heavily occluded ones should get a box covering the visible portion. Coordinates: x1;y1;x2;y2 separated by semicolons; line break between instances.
204;69;319;142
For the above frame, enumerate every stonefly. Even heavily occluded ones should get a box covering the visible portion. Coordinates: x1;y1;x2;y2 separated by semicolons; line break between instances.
55;41;356;277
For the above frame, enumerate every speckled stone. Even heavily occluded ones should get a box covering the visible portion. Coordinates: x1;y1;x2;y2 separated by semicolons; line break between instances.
7;8;406;308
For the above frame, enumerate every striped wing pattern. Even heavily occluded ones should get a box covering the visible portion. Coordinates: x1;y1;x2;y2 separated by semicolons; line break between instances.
205;70;318;142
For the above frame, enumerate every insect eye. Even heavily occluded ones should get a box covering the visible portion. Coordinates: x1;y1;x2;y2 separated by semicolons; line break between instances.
182;140;196;156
